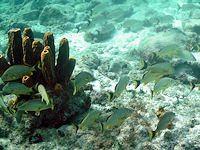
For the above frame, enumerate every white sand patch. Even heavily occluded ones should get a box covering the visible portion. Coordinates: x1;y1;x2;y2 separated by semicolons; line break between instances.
192;52;200;62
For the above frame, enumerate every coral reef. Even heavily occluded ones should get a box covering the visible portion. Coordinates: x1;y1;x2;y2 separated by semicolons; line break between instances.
0;27;91;128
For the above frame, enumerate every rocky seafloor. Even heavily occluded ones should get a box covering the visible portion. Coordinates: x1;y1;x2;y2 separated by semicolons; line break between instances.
0;0;200;149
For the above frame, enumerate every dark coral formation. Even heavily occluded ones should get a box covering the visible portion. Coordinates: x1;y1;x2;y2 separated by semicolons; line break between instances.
41;46;56;89
0;27;91;128
55;38;76;84
7;28;23;65
0;55;9;76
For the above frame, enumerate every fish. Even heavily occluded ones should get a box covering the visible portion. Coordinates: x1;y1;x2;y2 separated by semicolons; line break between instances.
73;110;101;134
134;72;164;89
17;99;54;115
0;95;9;113
2;82;33;96
107;75;130;101
73;71;94;95
38;84;50;105
156;44;182;58
0;65;35;84
146;62;174;75
148;111;175;141
101;108;133;131
150;77;176;99
15;110;24;123
156;44;196;61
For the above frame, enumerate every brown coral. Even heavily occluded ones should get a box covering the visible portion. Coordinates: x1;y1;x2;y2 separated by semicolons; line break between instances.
41;46;56;89
0;54;10;76
55;38;75;84
43;32;55;66
7;28;23;65
22;75;34;88
22;36;35;66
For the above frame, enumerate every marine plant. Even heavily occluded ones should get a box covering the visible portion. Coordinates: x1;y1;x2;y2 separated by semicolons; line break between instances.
0;27;91;128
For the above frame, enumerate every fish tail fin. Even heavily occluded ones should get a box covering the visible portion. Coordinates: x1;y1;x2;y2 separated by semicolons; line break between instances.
148;129;156;141
0;78;4;85
100;122;104;133
72;123;79;134
189;82;195;92
151;52;157;60
105;91;114;102
150;89;153;99
105;91;111;102
133;80;140;89
140;59;147;70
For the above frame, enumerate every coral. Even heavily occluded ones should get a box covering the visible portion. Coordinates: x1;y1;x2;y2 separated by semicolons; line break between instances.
22;75;34;88
41;46;56;89
0;55;9;76
0;27;91;128
7;28;23;65
23;27;34;42
32;40;44;65
22;36;34;66
43;32;55;66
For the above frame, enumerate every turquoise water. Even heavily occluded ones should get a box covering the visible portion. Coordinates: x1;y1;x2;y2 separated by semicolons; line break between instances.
0;0;200;150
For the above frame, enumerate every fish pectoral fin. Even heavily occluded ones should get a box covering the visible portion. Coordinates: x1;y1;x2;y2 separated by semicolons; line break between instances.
106;125;111;130
156;131;160;136
81;126;86;131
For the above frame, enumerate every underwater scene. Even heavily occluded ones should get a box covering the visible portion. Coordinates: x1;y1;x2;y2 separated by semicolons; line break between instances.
0;0;200;149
